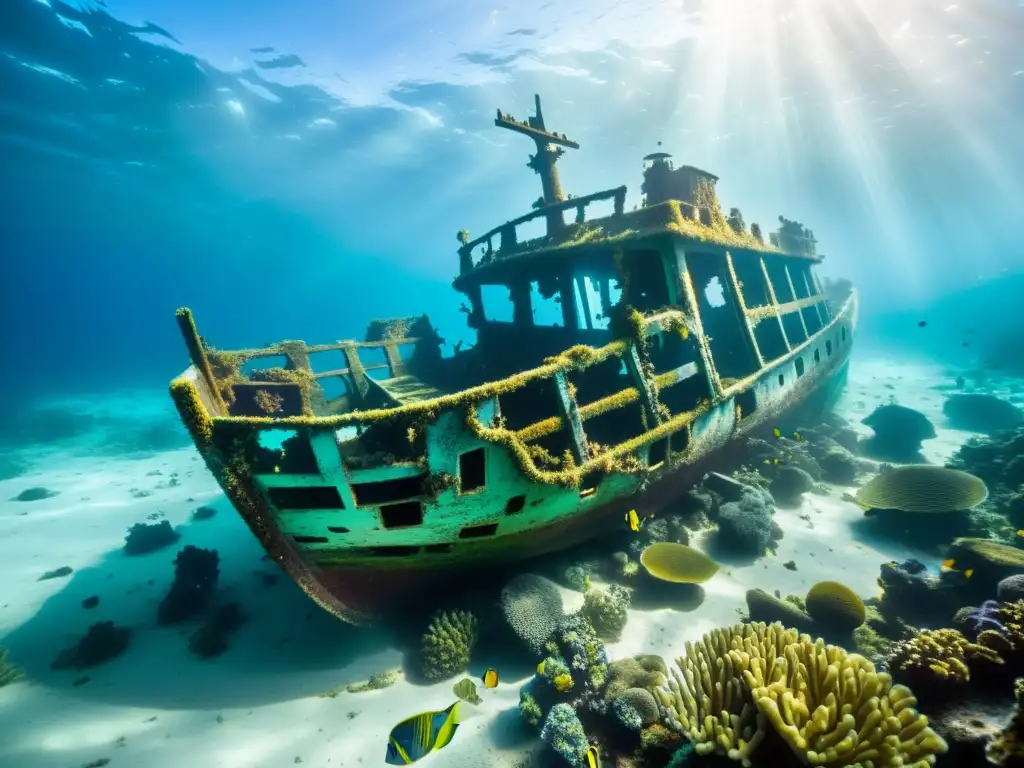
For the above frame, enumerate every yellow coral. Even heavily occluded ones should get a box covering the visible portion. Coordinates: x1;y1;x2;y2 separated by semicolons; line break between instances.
656;622;800;766
888;628;1003;689
744;636;948;767
804;581;866;633
553;673;574;693
640;543;719;584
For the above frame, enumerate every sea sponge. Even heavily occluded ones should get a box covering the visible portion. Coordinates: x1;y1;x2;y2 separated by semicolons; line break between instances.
715;486;782;555
804;581;866;633
745;589;815;633
617;687;660;725
744;636;948;766
501;574;565;655
581;585;631;641
887;628;1003;700
640;543;719;583
656;621;801;765
855;466;988;513
769;466;815;508
540;703;589;764
419;609;478;681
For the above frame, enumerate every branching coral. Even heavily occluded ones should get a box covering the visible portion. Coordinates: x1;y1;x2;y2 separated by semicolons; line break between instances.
888;628;1003;702
656;622;800;765
746;636;948;767
419;610;479;681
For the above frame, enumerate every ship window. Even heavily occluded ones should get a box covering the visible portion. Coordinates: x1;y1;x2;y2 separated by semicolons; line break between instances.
841;327;847;342
530;278;564;327
688;253;760;379
459;522;499;539
241;355;290;377
307;348;345;374
425;543;453;553
789;264;812;299
573;275;614;332
505;495;526;515
253;429;320;474
327;526;350;534
318;374;352;402
380;501;423;529
268;486;344;510
754;319;788;363
579;472;603;498
801;305;824;336
704;276;726;308
736;388;757;418
459;448;486;492
292;535;329;544
814;349;821;364
781;312;807;345
648;438;668;468
351;474;426;506
369;546;419;557
826;340;833;356
624;249;670;312
778;373;785;387
763;257;795;303
731;253;771;307
481;284;515;323
795;357;805;377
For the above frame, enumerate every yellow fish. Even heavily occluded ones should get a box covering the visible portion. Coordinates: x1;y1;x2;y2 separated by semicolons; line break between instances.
626;509;642;532
772;427;782;438
385;702;462;765
273;465;281;473
584;745;601;768
1017;530;1024;538
941;559;956;572
536;660;546;676
481;669;499;689
964;569;974;579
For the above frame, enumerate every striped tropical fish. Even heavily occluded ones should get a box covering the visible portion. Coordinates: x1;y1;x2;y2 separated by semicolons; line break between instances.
384;701;462;765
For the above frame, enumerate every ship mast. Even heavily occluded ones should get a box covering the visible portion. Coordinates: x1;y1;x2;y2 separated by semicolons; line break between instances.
495;94;580;238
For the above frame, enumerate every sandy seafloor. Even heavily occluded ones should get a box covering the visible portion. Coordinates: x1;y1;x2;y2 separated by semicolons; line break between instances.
0;354;1021;768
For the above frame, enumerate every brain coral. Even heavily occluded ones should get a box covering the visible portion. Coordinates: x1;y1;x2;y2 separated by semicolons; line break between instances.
617;686;660;725
419;610;478;681
500;574;565;656
804;581;866;633
640;543;719;583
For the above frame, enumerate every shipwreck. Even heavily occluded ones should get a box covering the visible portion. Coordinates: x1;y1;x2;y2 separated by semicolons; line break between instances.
170;95;857;625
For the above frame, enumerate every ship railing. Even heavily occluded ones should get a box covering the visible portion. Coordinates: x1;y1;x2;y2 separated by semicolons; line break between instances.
176;307;708;489
458;186;628;276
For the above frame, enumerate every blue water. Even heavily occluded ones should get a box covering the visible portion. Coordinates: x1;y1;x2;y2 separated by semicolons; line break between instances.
3;1;1024;766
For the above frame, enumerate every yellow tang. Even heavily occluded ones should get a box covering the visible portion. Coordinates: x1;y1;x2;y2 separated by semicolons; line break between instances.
626;509;641;532
1017;530;1024;538
481;668;499;689
585;745;601;768
772;427;782;438
941;558;956;572
385;701;462;765
536;660;546;676
964;569;974;579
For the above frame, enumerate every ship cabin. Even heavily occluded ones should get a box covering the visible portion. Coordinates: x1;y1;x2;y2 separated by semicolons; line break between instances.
170;96;854;594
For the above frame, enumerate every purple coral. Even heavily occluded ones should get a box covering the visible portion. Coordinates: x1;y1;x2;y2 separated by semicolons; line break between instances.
962;600;1006;639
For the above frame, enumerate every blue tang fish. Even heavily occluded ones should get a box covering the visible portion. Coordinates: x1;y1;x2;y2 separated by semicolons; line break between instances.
385;701;462;765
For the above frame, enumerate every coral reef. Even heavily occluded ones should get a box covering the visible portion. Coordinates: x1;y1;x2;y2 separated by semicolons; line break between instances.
877;559;959;629
656;622;801;764
1001;576;1024;604
611;696;643;731
804;580;866;634
860;402;936;462
988;677;1024;766
943;393;1024;435
419;610;479;681
769;466;815;508
51;622;132;670
540;703;589;765
580;585;631;642
501;574;564;656
744;635;948;766
944;538;1024;592
948;426;1024;530
544;614;609;707
887;628;1003;707
157;546;220;625
188;603;248;658
713;485;782;557
124;521;181;556
615;687;660;725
